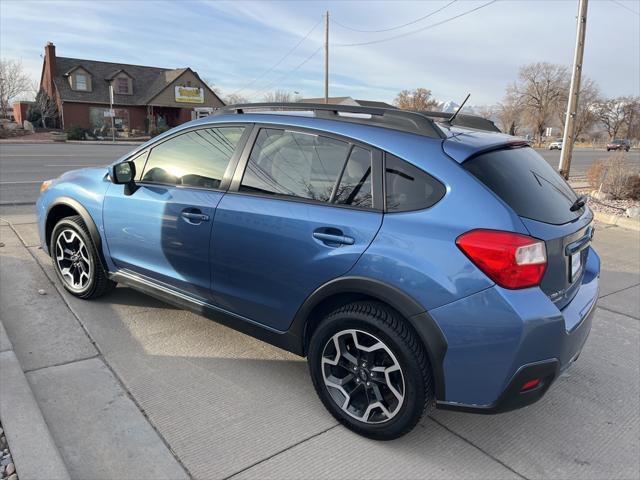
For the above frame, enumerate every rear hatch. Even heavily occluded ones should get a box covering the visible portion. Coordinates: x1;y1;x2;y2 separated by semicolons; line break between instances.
461;145;593;309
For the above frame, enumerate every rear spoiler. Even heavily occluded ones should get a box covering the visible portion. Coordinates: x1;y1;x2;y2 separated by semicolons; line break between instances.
418;111;501;133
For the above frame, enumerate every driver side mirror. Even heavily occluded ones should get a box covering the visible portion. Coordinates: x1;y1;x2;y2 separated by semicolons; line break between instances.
112;161;136;184
111;161;137;195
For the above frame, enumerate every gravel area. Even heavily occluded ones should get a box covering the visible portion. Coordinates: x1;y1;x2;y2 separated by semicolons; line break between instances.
0;423;18;480
574;187;640;216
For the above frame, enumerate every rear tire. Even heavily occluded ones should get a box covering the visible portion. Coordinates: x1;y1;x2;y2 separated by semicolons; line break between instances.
50;215;115;299
308;301;434;440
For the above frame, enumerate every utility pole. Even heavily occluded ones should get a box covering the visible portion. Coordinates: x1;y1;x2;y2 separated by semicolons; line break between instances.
109;83;116;143
324;10;329;104
559;0;588;179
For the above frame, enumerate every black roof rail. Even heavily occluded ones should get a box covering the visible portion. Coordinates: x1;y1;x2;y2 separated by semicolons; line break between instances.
216;102;446;139
419;110;501;133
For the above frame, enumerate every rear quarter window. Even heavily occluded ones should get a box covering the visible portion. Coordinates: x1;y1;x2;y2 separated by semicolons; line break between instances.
385;154;445;212
463;147;580;225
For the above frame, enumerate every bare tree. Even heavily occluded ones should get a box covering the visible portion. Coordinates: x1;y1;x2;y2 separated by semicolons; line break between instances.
595;98;628;140
202;78;222;96
393;88;440;111
224;93;249;105
509;63;568;144
496;91;524;136
621;96;640;141
263;90;294;103
556;77;600;140
33;87;58;128
0;59;31;118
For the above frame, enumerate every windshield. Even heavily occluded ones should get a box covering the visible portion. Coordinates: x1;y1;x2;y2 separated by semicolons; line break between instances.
464;146;581;225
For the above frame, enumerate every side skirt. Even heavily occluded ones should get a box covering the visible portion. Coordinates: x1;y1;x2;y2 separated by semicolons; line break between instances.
110;269;305;356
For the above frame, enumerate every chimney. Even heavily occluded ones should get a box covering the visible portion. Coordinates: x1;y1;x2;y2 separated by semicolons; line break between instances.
43;42;56;96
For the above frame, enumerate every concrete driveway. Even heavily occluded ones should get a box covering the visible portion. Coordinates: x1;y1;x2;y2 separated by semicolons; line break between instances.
0;204;638;480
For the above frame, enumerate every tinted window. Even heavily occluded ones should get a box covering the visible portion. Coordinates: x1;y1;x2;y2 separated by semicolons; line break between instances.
142;127;244;189
385;154;445;212
240;129;351;203
334;146;373;208
464;147;579;225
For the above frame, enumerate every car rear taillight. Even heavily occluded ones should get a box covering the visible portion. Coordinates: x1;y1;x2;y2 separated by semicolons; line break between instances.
456;229;547;289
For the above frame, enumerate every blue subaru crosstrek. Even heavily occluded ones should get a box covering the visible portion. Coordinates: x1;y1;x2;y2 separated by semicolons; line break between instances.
37;103;599;440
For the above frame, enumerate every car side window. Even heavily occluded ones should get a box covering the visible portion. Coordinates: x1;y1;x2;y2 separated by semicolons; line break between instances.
141;127;244;189
385;153;445;212
240;128;352;203
130;151;148;181
333;146;373;208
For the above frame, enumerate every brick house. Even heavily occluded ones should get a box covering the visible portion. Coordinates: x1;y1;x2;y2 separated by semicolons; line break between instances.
39;42;224;134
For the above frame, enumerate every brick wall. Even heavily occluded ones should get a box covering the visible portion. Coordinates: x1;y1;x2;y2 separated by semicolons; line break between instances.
63;103;147;132
12;102;33;126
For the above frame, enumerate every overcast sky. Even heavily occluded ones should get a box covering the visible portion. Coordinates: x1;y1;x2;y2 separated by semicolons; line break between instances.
1;0;638;105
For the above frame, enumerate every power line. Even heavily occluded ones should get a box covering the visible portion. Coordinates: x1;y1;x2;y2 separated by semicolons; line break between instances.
610;0;640;15
333;0;499;48
231;18;322;96
331;0;458;33
250;46;323;100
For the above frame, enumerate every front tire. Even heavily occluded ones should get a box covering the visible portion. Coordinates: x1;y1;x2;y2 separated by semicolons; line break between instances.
308;302;434;440
50;216;115;299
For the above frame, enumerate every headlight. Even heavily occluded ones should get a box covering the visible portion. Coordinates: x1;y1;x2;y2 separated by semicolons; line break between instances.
40;179;53;193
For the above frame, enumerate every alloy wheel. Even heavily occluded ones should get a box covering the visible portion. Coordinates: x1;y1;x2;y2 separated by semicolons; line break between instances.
55;229;92;291
321;329;405;424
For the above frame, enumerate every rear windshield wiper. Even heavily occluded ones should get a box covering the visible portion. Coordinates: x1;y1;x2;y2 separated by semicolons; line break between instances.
570;195;587;212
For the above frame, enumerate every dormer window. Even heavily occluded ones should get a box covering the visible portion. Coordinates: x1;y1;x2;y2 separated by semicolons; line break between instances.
110;71;133;95
75;74;88;91
67;67;92;92
116;77;129;94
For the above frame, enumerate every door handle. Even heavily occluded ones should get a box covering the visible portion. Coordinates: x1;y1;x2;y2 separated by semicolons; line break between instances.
181;211;210;223
313;231;355;246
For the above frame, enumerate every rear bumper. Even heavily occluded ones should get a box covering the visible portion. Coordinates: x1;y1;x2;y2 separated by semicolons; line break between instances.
430;246;600;411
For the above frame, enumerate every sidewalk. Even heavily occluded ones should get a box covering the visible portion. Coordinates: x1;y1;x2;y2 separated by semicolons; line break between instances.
0;216;187;480
0;205;638;479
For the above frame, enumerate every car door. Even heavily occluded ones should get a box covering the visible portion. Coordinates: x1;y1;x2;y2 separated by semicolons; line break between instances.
211;126;384;331
103;125;249;299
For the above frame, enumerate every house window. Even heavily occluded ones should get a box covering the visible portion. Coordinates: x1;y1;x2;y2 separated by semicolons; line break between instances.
75;74;88;91
116;77;129;94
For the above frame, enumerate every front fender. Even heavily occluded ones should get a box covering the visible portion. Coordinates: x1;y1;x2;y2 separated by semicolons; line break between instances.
37;167;111;268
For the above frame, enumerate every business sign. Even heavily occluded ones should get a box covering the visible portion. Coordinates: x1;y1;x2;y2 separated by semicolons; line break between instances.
175;86;204;104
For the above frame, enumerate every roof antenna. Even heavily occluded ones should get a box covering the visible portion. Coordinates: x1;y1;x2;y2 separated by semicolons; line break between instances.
448;93;470;123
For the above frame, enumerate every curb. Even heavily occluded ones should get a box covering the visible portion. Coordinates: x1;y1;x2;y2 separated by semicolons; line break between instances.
0;140;144;145
593;210;640;231
66;140;145;145
0;321;71;480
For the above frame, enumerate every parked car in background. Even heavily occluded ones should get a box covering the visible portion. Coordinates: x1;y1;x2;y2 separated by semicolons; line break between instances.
607;139;631;152
549;139;563;150
36;103;599;440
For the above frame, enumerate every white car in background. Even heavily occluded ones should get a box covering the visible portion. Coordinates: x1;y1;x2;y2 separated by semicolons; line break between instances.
549;139;563;150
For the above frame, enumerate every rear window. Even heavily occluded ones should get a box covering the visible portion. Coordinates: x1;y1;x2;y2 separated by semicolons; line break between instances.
463;147;580;225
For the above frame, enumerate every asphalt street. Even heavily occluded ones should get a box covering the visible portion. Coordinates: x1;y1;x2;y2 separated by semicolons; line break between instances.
0;204;638;479
0;142;639;205
0;143;133;205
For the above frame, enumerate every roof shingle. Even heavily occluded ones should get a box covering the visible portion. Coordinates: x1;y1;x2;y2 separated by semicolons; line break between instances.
54;57;183;106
